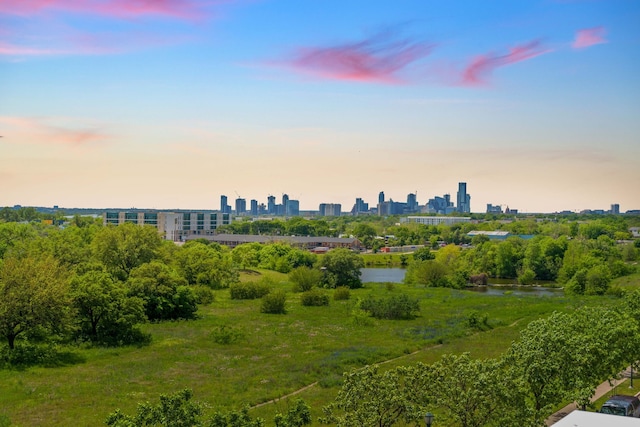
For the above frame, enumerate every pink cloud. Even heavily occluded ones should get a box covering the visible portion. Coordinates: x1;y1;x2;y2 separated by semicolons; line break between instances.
572;27;607;49
0;0;209;20
461;40;550;86
0;116;109;147
284;31;435;84
0;41;66;56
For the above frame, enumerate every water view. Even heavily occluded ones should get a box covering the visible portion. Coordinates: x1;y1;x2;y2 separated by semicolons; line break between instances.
360;268;564;297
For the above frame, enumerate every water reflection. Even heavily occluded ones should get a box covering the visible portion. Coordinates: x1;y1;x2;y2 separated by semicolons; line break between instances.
360;268;563;297
467;285;563;297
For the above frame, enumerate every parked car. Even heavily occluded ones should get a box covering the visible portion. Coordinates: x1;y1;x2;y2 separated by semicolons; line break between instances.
599;395;640;417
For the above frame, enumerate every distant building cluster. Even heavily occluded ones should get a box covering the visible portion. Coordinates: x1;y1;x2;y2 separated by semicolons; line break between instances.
221;182;475;217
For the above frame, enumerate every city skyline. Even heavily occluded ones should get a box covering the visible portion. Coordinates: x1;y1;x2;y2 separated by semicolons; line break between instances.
1;1;639;213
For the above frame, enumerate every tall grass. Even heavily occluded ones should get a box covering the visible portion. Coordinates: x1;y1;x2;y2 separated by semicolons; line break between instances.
0;275;629;426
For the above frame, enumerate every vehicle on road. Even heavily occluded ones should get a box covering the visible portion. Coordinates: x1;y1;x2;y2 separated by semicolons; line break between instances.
599;395;640;417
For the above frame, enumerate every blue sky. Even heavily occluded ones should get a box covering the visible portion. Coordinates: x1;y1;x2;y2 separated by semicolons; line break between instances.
1;0;639;213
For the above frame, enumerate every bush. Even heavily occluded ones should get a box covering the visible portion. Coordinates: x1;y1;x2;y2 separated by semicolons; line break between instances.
518;269;536;285
192;285;215;305
466;310;490;331
230;279;272;300
261;290;287;314
360;294;420;320
290;267;322;292
300;289;329;306
211;325;242;345
333;286;351;300
350;308;375;326
0;342;58;368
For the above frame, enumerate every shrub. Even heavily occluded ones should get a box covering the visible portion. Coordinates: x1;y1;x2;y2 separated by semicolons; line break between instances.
300;289;329;306
290;267;322;292
261;290;287;314
466;310;490;331
333;286;351;300
192;285;215;305
518;269;535;285
211;325;242;345
230;279;272;300
350;308;375;326
360;294;420;320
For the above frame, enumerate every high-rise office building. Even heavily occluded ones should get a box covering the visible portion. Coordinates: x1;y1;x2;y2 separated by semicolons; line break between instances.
611;204;620;215
235;198;246;215
319;203;341;216
282;194;289;215
378;191;385;204
287;199;299;216
250;199;258;216
267;195;276;215
220;195;230;214
407;193;418;212
352;197;369;215
456;182;471;213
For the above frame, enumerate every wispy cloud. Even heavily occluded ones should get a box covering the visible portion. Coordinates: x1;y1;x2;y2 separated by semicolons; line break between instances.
0;0;209;20
0;116;110;147
0;41;66;56
0;0;225;58
281;29;435;84
461;40;550;86
572;26;607;49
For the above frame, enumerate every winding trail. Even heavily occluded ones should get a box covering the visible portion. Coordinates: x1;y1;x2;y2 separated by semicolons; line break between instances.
250;344;443;409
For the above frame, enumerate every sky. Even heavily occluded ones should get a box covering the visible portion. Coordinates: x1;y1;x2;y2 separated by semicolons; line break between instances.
1;0;639;214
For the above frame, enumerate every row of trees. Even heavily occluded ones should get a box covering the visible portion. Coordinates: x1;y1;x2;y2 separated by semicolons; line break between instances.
321;300;640;427
404;234;638;294
0;222;243;351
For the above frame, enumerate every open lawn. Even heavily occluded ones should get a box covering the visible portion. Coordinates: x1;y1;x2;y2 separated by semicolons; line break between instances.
0;274;631;426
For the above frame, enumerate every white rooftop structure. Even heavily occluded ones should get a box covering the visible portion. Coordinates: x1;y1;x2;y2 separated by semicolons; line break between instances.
552;410;640;427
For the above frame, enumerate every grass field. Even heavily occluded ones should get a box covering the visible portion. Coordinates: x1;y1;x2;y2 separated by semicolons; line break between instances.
0;271;634;426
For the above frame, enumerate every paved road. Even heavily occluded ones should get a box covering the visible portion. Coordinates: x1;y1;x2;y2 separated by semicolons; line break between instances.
546;367;636;426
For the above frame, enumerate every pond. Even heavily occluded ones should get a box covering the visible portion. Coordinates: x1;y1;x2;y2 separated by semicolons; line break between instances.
360;268;564;297
360;268;406;283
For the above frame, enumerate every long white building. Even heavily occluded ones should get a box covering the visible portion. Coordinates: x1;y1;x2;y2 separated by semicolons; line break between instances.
400;216;471;226
103;211;232;241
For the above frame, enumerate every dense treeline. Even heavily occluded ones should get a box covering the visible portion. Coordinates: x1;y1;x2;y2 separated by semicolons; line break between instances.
405;234;638;294
0;221;235;353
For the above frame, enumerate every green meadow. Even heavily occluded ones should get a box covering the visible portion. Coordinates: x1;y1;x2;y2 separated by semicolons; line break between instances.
0;270;629;426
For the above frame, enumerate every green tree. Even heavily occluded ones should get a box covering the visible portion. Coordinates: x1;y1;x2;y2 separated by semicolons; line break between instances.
404;260;450;287
318;248;364;289
0;255;70;349
411;246;434;261
320;364;426;427
289;266;322;292
427;354;521;427
127;262;197;321
230;243;263;270
351;223;378;249
70;270;147;345
174;242;238;289
274;399;312;427
0;222;37;259
92;223;163;281
105;388;204;427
